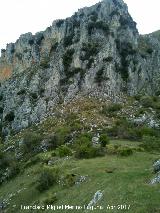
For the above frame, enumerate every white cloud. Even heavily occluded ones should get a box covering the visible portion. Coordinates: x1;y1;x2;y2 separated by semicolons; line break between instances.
0;0;160;50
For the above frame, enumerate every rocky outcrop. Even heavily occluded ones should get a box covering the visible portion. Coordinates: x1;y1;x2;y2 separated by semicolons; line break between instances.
0;0;160;136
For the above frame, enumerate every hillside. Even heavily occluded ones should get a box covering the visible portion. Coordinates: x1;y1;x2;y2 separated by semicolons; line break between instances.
0;96;160;212
0;0;160;136
0;0;160;212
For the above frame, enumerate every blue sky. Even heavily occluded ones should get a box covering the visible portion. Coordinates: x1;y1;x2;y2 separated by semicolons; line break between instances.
0;0;160;50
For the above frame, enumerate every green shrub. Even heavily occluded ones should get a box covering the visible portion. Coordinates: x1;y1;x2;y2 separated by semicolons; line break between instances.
95;68;104;85
21;132;43;154
35;32;44;45
75;145;104;159
15;52;22;60
36;168;59;192
142;136;160;151
106;144;120;154
17;89;26;95
5;111;15;122
99;134;109;147
56;145;72;158
89;11;98;22
115;41;136;81
50;42;59;52
117;146;133;156
88;20;110;35
103;57;113;62
140;127;159;137
63;49;75;74
106;118;142;140
45;127;71;150
63;33;74;47
71;122;83;131
40;56;50;69
56;19;64;27
87;58;94;69
74;133;92;147
140;96;154;108
81;42;99;61
102;103;122;116
7;162;20;180
0;95;3;101
0;151;9;169
28;39;34;45
72;67;85;77
30;92;38;100
64;173;77;187
0;153;20;182
72;19;80;28
24;156;40;168
146;48;153;54
107;117;159;141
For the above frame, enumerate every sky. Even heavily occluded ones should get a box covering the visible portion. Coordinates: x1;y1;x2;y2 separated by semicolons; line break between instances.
0;0;160;51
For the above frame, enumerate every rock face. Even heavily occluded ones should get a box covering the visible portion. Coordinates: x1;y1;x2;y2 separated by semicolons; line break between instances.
0;0;160;136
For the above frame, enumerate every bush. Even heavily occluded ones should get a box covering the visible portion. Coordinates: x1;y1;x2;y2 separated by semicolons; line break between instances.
17;89;26;95
115;41;136;81
15;52;22;60
102;103;122;116
88;20;110;35
87;58;94;69
0;95;3;101
103;57;113;62
30;92;38;100
75;145;104;159
139;127;159;137
99;134;109;147
45;127;71;150
63;49;75;74
74;133;92;147
89;11;98;22
146;48;153;54
28;39;34;45
74;133;105;159
5;111;15;122
63;33;74;47
95;68;104;85
64;173;77;187
50;42;59;52
142;136;160;151
106;118;138;140
0;153;20;183
36;168;59;192
107;117;159;141
21;132;43;154
24;156;40;168
140;96;154;108
106;144;120;154
117;146;133;156
56;145;72;158
56;19;64;27
35;32;44;45
40;56;50;69
0;151;9;169
81;42;99;61
7;162;20;180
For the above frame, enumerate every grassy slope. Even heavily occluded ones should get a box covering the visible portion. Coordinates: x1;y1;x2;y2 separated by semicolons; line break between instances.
0;141;159;213
1;96;160;213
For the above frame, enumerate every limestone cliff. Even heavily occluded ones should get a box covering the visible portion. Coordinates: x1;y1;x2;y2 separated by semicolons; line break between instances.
0;0;160;136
